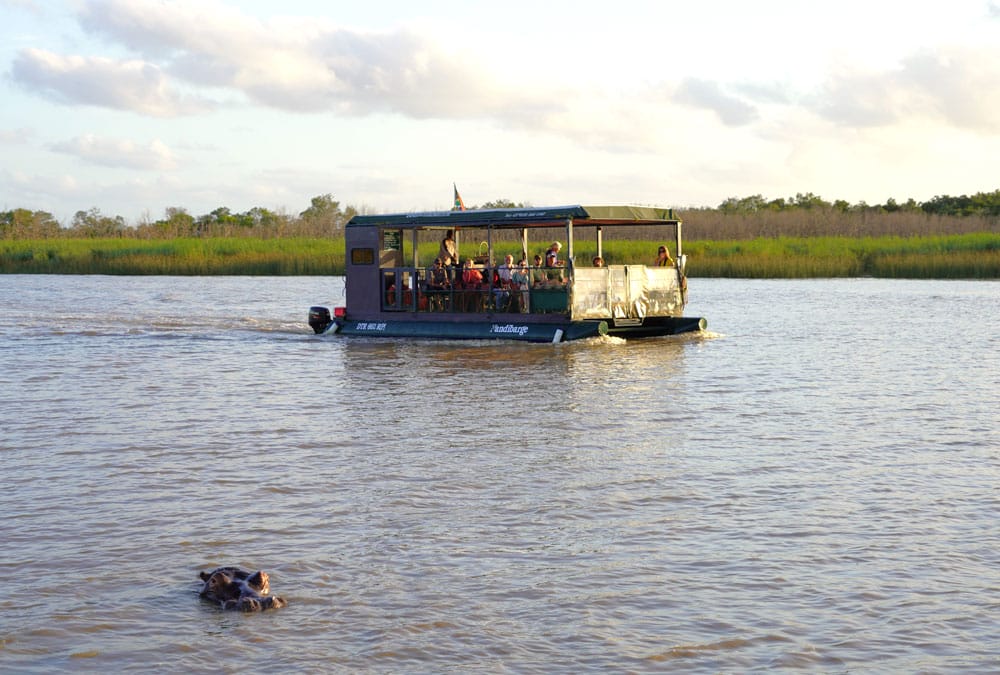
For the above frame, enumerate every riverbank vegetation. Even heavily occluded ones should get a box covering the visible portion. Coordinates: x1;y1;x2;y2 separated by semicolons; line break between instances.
2;190;998;278
4;233;997;278
0;237;344;275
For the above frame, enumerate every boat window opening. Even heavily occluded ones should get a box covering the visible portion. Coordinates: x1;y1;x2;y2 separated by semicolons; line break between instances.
381;268;419;311
350;248;375;265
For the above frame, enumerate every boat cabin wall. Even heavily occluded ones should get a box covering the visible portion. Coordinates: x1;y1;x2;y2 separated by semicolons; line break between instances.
344;225;384;315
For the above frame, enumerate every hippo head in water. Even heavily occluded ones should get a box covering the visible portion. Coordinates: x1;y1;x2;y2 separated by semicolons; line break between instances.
199;567;287;612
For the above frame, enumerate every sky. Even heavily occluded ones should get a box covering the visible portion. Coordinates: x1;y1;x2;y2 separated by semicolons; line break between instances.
2;0;1000;224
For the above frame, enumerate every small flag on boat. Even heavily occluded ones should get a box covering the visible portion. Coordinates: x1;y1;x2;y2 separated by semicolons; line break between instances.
453;183;466;211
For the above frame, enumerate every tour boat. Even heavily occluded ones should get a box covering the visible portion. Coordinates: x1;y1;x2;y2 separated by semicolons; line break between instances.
308;204;707;342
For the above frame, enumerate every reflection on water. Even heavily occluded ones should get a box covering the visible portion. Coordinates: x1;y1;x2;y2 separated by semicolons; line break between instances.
1;275;997;673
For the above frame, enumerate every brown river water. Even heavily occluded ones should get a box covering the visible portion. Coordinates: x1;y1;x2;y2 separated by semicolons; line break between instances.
1;275;998;673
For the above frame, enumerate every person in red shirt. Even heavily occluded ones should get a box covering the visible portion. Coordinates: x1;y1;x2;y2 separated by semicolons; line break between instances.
460;258;484;311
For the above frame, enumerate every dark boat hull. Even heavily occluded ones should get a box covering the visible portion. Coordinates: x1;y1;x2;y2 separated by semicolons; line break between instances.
605;316;708;338
325;318;607;342
315;314;706;342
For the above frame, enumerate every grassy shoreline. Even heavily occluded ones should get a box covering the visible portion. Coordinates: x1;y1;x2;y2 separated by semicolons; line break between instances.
2;234;999;279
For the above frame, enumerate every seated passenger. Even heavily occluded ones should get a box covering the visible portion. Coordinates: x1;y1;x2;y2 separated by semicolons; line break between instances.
655;245;674;267
426;258;450;311
531;254;547;288
384;272;396;305
494;254;515;311
460;258;484;311
592;256;604;267
428;258;449;289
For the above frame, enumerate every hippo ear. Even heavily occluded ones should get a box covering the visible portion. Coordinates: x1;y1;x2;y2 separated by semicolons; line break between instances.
246;571;269;591
199;571;211;581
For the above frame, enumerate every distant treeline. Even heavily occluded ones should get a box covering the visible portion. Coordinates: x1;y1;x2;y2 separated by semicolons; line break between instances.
0;194;358;240
2;190;999;241
715;190;1000;217
686;190;1000;240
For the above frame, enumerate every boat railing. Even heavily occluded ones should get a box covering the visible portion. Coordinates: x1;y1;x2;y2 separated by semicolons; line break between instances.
379;263;682;318
380;266;569;315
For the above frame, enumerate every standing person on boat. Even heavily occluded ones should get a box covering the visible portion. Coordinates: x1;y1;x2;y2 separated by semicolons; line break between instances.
512;260;530;312
544;241;562;267
655;245;674;267
440;230;457;281
544;241;565;284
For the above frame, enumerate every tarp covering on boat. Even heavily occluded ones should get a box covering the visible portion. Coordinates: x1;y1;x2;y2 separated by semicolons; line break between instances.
579;205;679;222
571;265;683;320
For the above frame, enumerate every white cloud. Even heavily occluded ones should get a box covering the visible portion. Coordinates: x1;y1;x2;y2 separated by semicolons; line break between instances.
1;168;81;214
1;0;42;13
898;46;1000;132
812;45;1000;133
11;48;214;117
12;0;1000;144
49;134;177;170
66;0;549;120
674;79;759;127
0;127;35;144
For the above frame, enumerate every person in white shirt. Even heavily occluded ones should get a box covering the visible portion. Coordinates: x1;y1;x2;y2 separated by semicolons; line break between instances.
494;254;515;311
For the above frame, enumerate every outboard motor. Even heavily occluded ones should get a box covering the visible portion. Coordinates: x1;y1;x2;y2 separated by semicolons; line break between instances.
308;306;332;334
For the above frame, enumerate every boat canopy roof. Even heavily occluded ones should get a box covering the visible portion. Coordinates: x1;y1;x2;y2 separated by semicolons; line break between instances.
346;205;680;231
